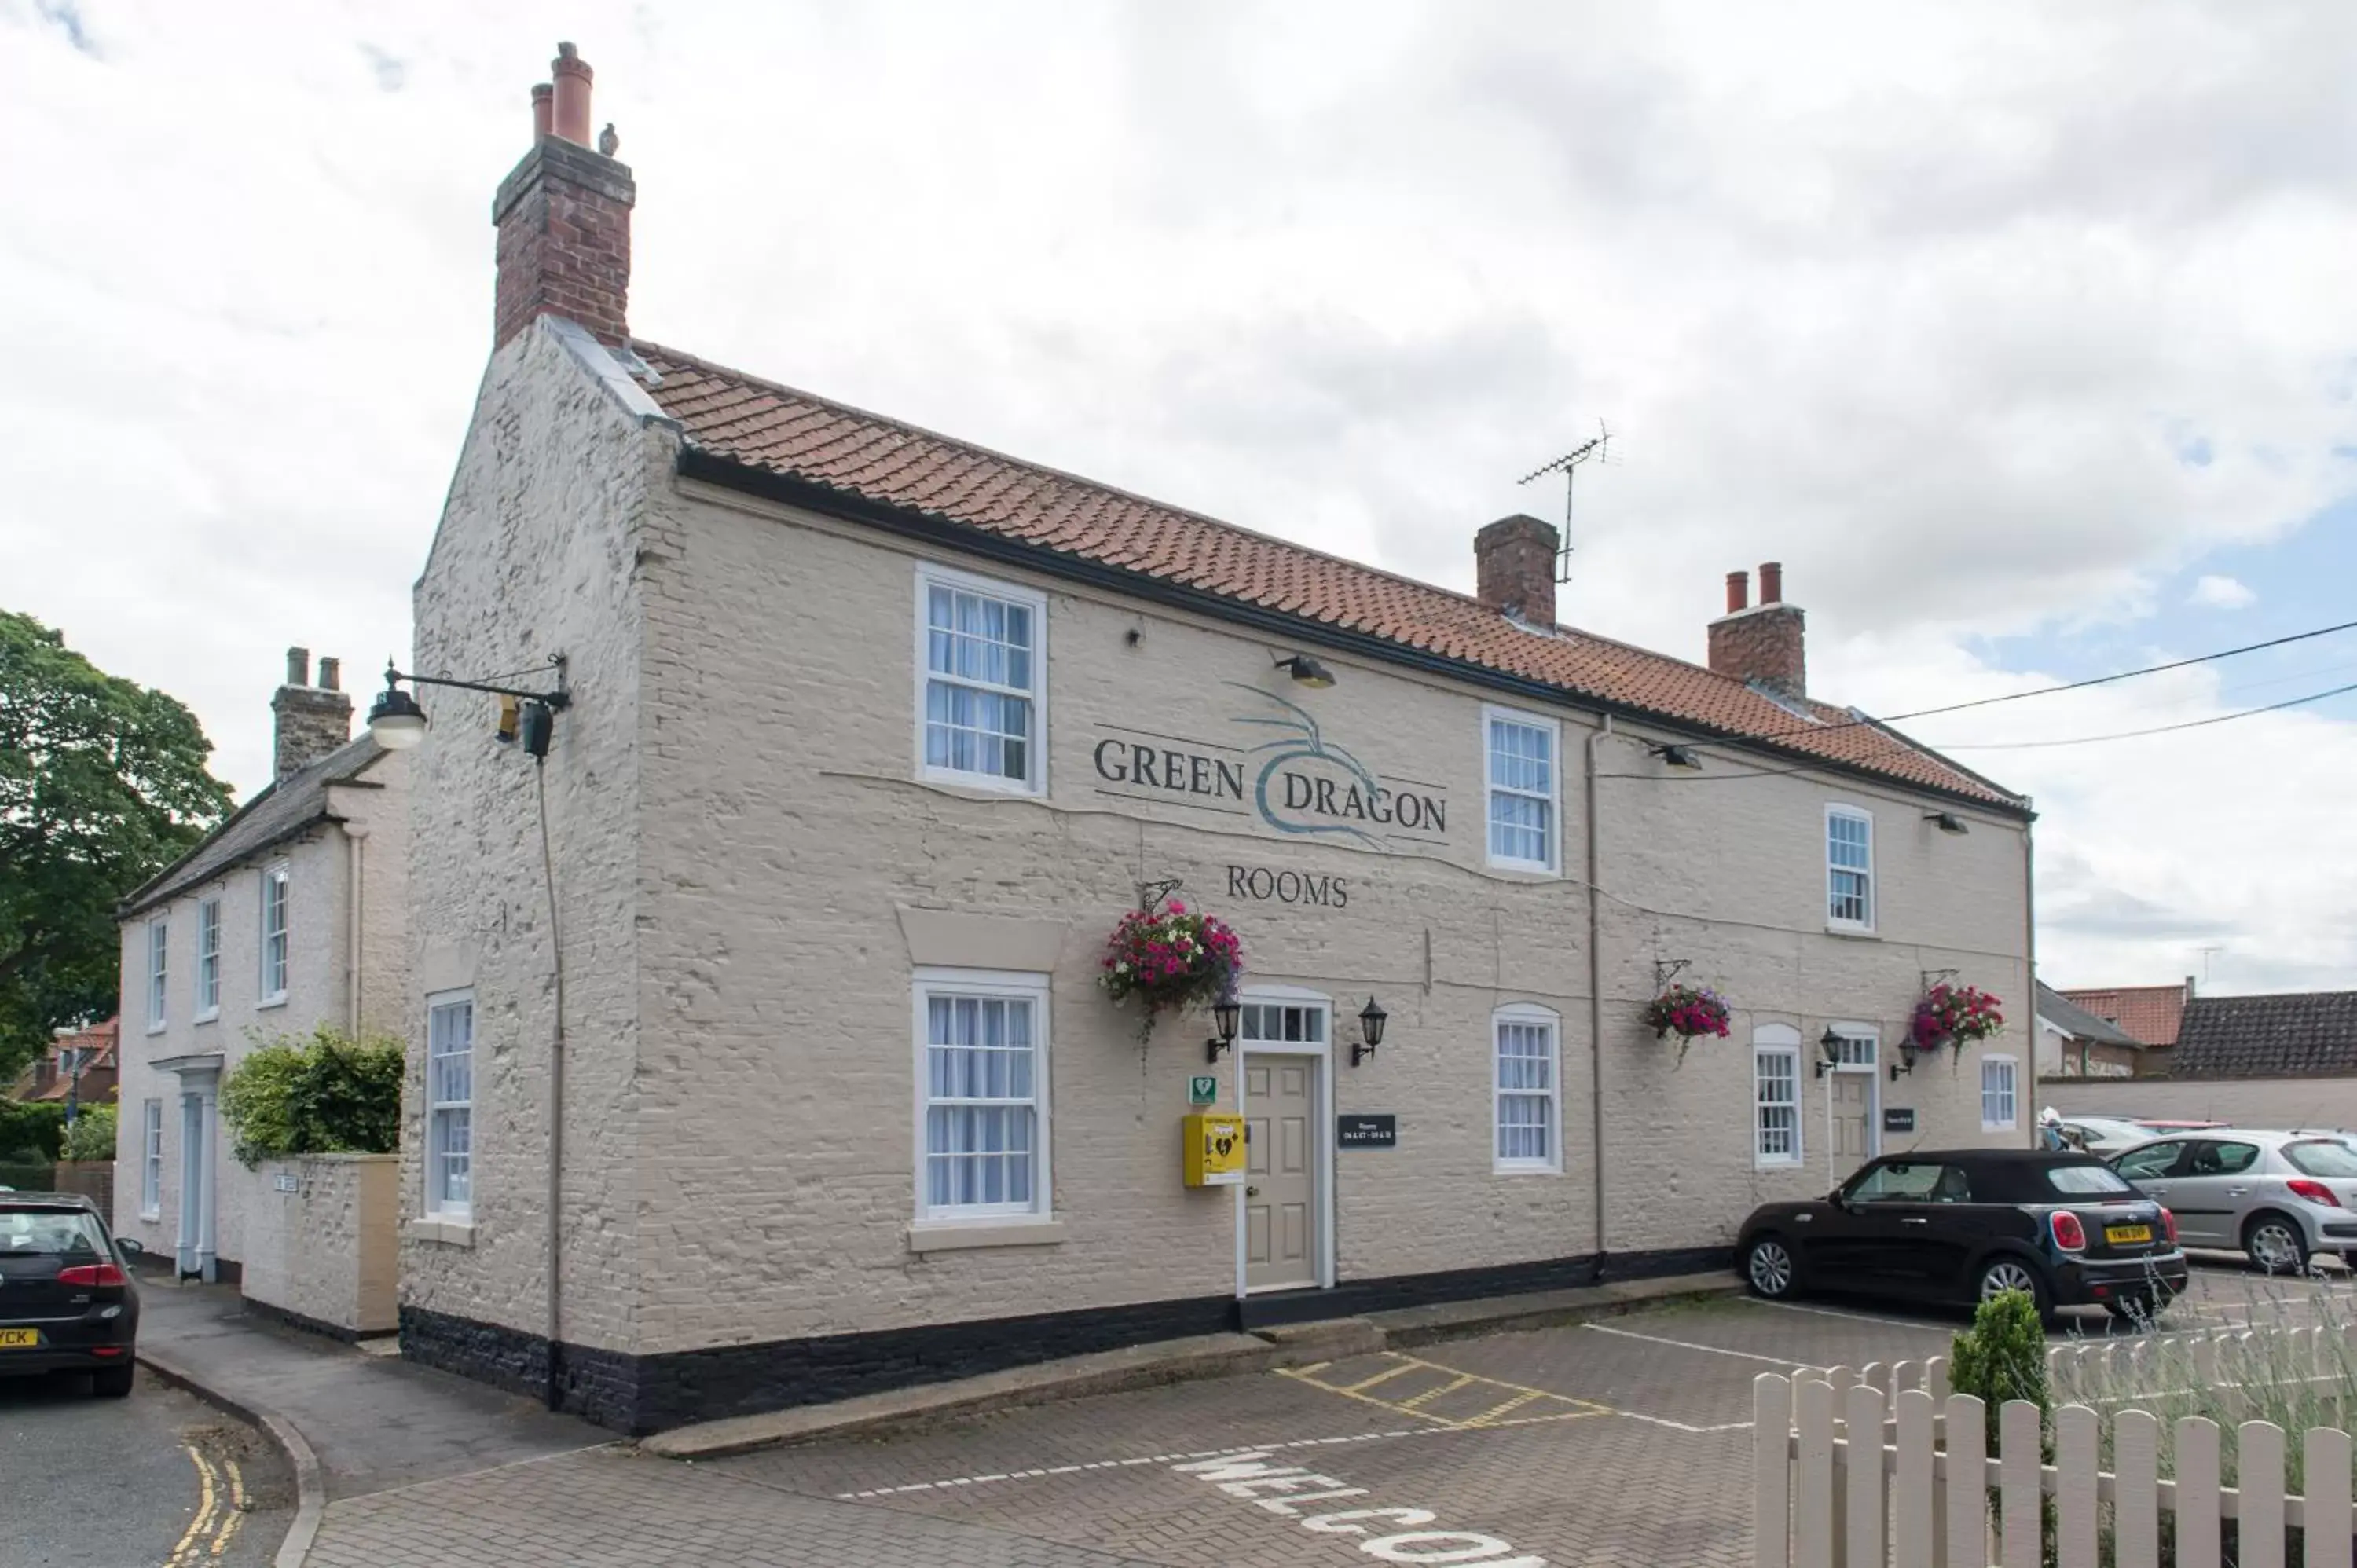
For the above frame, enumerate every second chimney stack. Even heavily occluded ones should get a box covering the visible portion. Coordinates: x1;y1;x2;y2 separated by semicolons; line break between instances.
493;42;635;350
1474;515;1560;628
1706;562;1806;702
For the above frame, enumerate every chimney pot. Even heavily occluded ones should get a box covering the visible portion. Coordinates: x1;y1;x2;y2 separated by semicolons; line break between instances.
1759;562;1783;605
531;83;554;142
318;656;341;692
1725;570;1749;615
550;42;594;146
1473;515;1560;628
286;647;310;687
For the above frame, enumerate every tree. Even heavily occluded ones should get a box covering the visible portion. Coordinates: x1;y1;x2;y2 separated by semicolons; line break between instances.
60;1103;117;1163
0;611;232;1079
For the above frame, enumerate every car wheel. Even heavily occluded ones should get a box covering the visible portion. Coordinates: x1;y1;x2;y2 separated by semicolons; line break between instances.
1745;1235;1799;1299
2242;1214;2309;1276
1977;1256;2052;1320
91;1364;134;1398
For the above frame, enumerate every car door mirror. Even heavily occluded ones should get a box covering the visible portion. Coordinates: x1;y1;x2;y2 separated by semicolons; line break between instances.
115;1237;145;1260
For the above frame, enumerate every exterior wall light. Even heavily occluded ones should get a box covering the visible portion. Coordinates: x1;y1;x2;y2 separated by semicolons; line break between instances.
1890;1039;1919;1081
368;659;572;758
1206;989;1242;1064
1814;1027;1844;1078
1274;654;1336;688
1925;811;1969;835
1652;744;1703;770
1352;996;1388;1066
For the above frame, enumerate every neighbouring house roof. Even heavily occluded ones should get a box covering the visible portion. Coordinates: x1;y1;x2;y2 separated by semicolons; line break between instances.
2165;991;2357;1080
9;1020;118;1103
2034;984;2144;1049
633;343;2026;813
119;735;386;918
2058;984;2190;1049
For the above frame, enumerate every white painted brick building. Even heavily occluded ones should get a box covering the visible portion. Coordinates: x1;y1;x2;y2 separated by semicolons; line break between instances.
393;46;2034;1434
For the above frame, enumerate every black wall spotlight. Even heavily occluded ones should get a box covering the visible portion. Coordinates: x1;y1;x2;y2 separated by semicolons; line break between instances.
1925;811;1969;835
1653;744;1703;771
1274;654;1336;688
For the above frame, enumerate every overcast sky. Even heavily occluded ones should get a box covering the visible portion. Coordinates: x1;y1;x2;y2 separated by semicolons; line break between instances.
6;0;2355;997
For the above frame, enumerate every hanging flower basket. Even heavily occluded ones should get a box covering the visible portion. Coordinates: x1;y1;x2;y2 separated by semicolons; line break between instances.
1098;898;1244;1040
1911;983;2004;1053
1644;984;1732;1045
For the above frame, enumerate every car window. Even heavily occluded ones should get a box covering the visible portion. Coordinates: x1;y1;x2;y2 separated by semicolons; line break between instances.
2187;1141;2260;1177
0;1209;106;1257
2044;1164;2134;1196
2283;1141;2357;1179
1851;1163;1967;1203
2113;1141;2183;1180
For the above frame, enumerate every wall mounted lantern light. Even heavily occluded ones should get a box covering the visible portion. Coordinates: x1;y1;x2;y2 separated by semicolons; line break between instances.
1924;811;1969;835
1274;653;1336;689
1814;1027;1845;1079
1206;989;1243;1064
1352;997;1388;1066
1890;1038;1919;1081
368;658;571;759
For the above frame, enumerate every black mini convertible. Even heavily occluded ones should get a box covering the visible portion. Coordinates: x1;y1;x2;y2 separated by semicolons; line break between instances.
1736;1149;2190;1321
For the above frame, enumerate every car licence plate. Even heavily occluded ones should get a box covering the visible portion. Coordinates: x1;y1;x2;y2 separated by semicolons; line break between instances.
0;1328;41;1349
2105;1224;2152;1245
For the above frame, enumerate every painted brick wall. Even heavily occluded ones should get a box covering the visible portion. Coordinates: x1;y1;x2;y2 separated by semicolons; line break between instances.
398;320;666;1356
240;1154;398;1334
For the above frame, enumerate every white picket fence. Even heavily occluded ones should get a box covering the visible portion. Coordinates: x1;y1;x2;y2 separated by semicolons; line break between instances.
1754;1331;2357;1568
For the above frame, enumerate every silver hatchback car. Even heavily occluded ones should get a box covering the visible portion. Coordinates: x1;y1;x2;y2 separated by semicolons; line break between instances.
2110;1130;2357;1273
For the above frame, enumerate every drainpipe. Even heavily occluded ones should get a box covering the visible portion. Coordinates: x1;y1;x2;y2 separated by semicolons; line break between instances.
1585;715;1612;1273
345;826;368;1035
2020;797;2037;1148
536;764;568;1412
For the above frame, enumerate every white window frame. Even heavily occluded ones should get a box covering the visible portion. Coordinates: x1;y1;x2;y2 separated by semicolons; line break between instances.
913;562;1048;797
258;864;290;1006
141;1099;164;1218
1492;1002;1563;1174
425;990;475;1220
1482;705;1562;875
911;967;1052;1224
1825;804;1875;933
145;918;168;1032
1981;1053;2020;1133
1754;1024;1804;1168
194;898;222;1021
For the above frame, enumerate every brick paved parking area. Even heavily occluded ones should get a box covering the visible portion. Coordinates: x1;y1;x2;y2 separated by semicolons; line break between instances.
305;1264;2357;1568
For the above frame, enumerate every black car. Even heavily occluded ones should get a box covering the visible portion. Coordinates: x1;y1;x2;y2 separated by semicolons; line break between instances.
1736;1149;2190;1321
0;1192;141;1396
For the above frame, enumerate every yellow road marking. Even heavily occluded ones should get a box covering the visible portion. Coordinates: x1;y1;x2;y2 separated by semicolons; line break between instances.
211;1456;246;1559
1280;1352;1611;1431
165;1445;219;1568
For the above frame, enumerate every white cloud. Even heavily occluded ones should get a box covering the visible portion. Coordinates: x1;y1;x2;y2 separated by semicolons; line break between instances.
3;0;2355;989
2188;573;2258;610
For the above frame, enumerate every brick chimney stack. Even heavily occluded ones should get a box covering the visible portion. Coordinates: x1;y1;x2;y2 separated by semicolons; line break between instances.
1474;514;1560;628
271;647;353;780
493;42;635;350
1706;561;1806;702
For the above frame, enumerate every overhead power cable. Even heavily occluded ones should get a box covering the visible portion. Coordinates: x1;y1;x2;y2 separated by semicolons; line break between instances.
1746;616;2357;745
1926;679;2357;751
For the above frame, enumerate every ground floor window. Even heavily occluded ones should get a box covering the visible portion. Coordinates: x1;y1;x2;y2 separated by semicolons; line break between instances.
1754;1026;1802;1167
141;1099;163;1216
1494;1005;1560;1172
426;992;474;1218
915;969;1050;1220
1981;1054;2018;1131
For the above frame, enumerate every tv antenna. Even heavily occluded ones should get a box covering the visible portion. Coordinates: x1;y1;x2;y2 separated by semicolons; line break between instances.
1518;420;1613;584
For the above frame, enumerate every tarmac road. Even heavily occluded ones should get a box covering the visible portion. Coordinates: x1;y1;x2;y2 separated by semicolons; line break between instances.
0;1366;290;1568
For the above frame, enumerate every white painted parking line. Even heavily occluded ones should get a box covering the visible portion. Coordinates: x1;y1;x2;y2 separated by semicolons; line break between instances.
1581;1320;1825;1368
831;1429;1438;1500
1750;1299;1959;1333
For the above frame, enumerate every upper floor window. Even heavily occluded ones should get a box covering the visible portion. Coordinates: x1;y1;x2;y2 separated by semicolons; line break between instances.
195;899;222;1019
258;866;289;1005
145;919;168;1030
917;564;1046;794
1484;708;1559;874
426;992;475;1218
1826;806;1875;931
915;969;1050;1221
1493;1004;1561;1173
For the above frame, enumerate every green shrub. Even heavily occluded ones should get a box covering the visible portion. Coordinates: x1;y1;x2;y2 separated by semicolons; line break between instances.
0;1099;68;1161
1950;1288;2052;1423
219;1025;403;1168
59;1104;117;1163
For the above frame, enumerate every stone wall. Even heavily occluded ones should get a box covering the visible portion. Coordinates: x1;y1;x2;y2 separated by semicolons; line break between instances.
240;1154;398;1335
2042;1076;2357;1133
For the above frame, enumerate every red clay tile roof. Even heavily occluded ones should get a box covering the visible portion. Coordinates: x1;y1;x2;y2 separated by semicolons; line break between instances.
635;341;2023;809
2058;985;2190;1048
